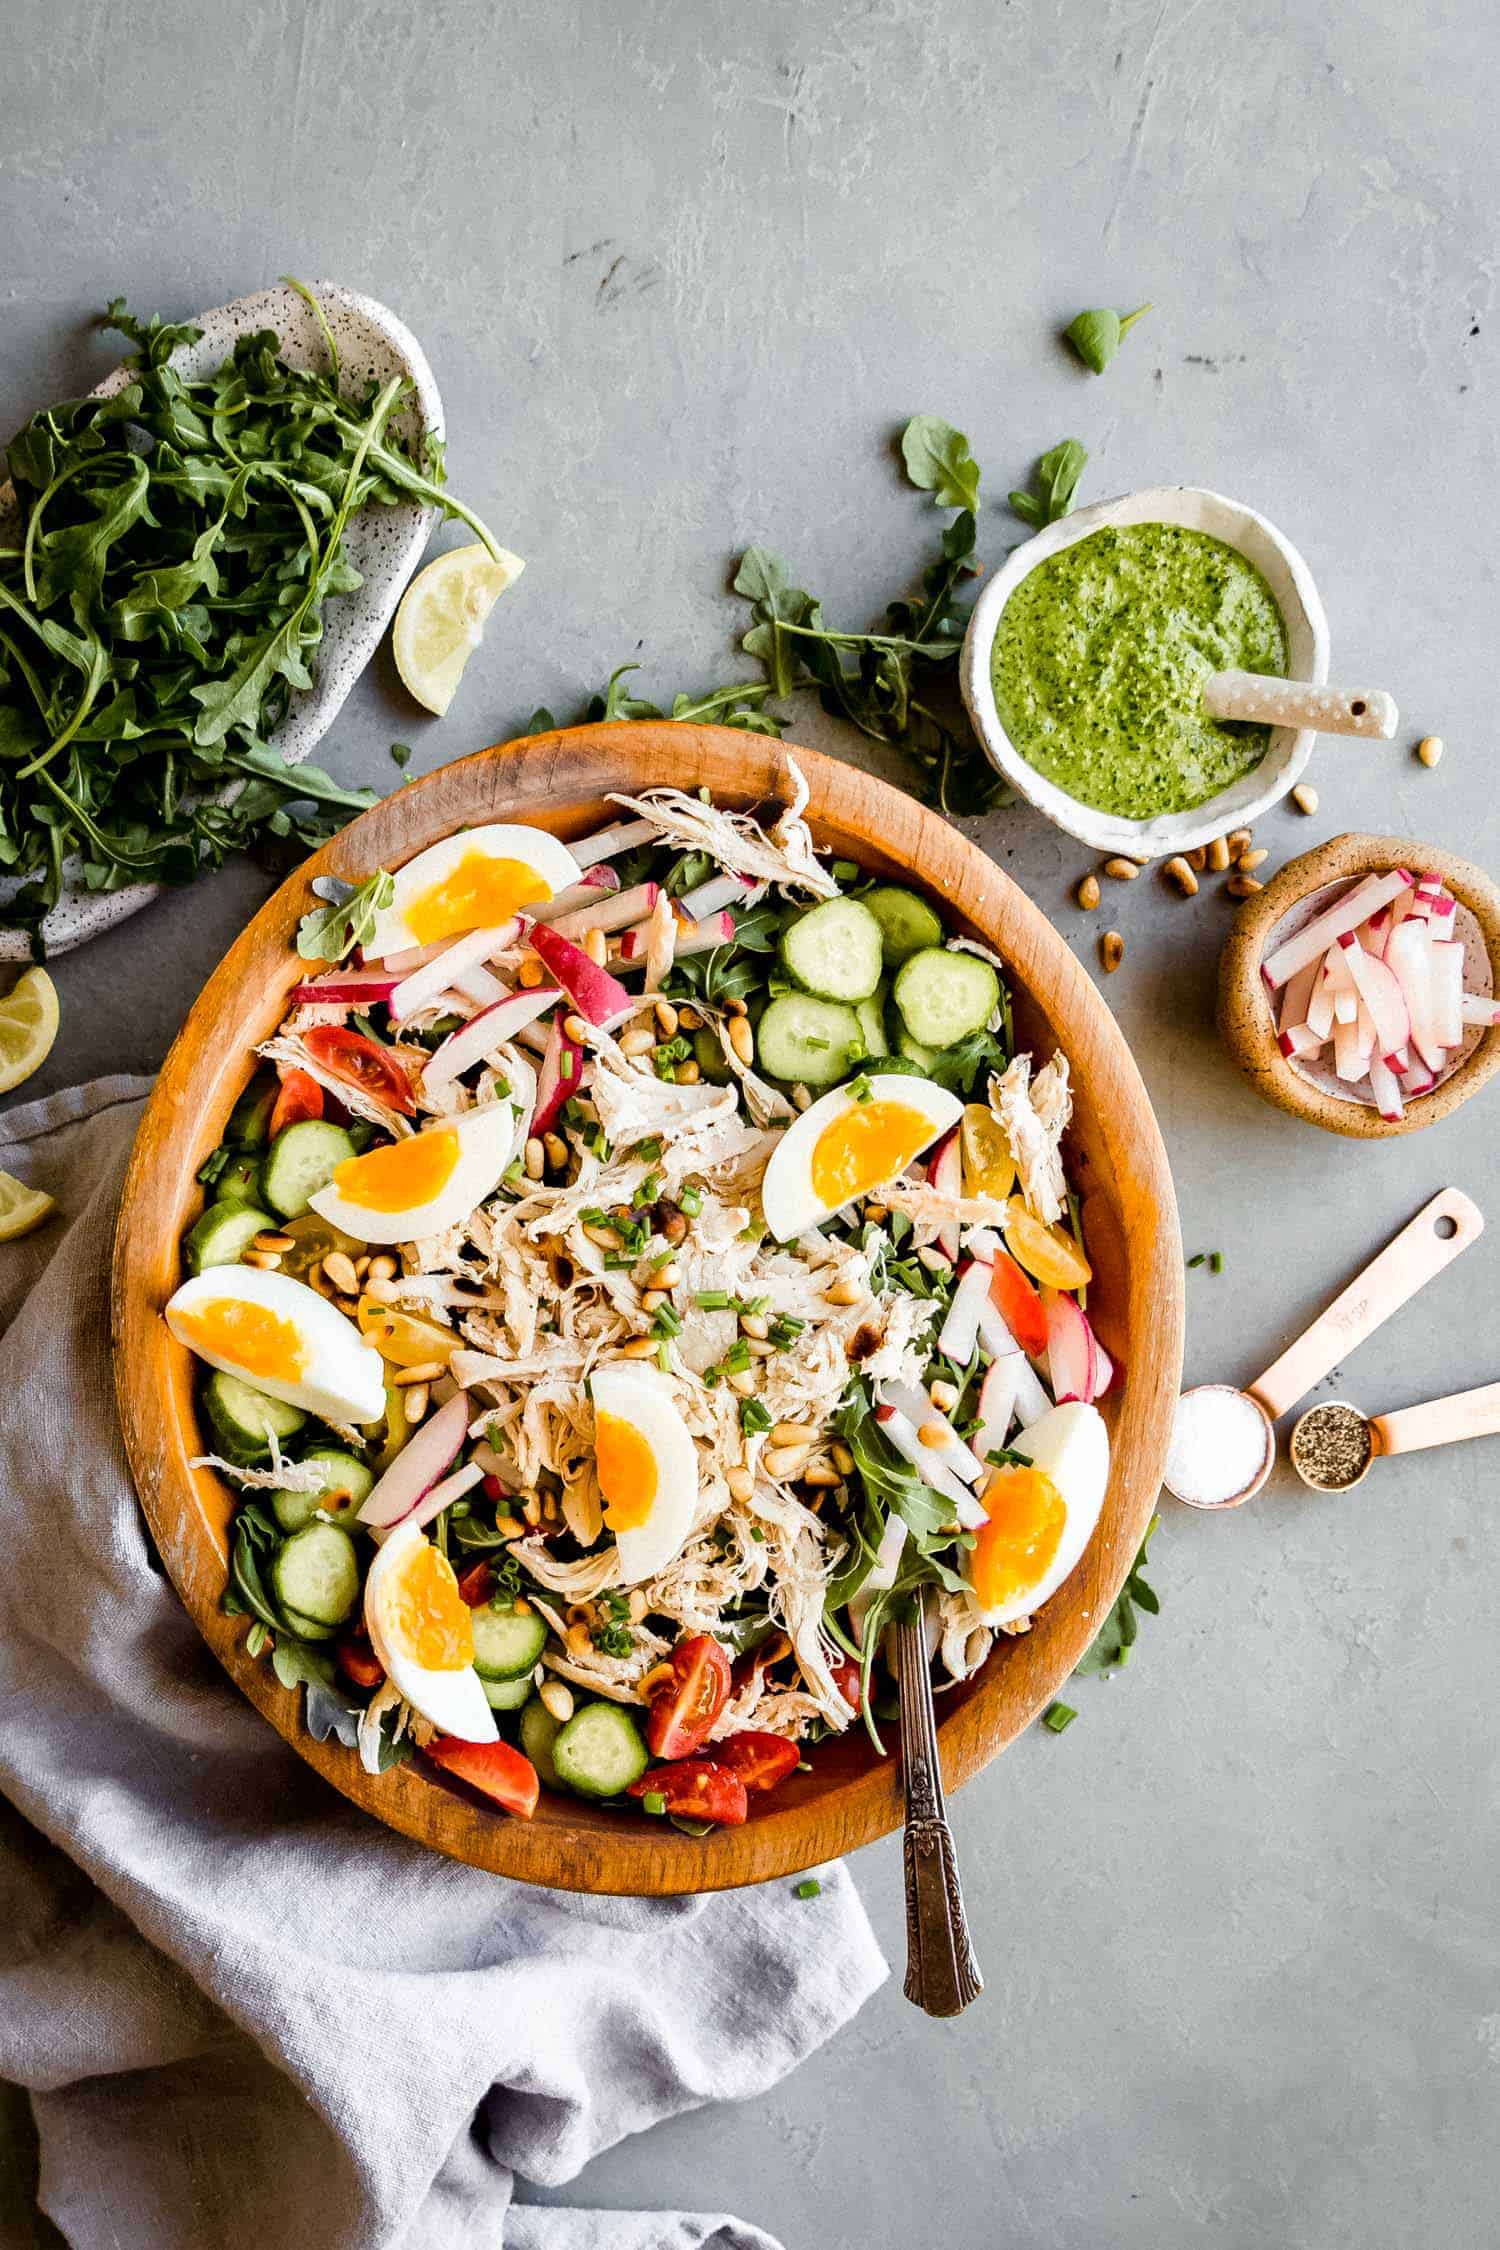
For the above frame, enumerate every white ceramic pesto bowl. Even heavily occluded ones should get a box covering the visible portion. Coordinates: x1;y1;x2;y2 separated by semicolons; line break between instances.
959;485;1331;860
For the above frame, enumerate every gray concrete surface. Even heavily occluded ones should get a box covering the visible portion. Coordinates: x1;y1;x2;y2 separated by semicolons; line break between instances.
3;2;1498;2244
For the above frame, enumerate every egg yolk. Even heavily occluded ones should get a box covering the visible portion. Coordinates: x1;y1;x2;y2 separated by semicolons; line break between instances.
809;1099;936;1211
596;1410;658;1533
386;1540;474;1671
331;1128;460;1213
176;1297;308;1384
405;851;553;944
968;1465;1067;1611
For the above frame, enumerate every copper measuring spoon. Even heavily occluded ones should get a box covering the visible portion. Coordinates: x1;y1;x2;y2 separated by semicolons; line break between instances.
1290;1380;1500;1492
1164;1187;1484;1509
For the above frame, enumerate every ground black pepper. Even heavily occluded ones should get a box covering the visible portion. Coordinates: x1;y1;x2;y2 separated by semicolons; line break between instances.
1291;1403;1373;1491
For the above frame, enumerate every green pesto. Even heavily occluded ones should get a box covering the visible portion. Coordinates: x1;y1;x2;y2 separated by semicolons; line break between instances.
991;524;1289;819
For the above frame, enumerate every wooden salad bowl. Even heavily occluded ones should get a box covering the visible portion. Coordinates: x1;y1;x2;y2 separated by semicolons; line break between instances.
112;723;1184;1895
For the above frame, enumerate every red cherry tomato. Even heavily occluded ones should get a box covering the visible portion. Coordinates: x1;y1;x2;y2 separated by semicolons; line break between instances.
481;1473;508;1502
714;1731;800;1794
269;1068;324;1138
988;1249;1048;1358
303;1025;415;1116
829;1657;863;1714
426;1736;539;1819
626;1760;748;1826
646;1633;733;1760
335;1635;384;1690
455;1562;495;1607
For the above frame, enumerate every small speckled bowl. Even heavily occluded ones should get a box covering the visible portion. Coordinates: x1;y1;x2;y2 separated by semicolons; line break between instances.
959;484;1330;859
0;281;444;959
1218;832;1500;1138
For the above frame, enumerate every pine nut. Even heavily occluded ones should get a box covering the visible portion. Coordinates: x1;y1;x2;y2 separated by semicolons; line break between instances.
1236;848;1269;873
763;1444;811;1480
511;1597;532;1617
619;1335;658;1358
653;999;679;1037
653;1260;682;1289
791;1083;812;1111
726;1465;754;1502
392;1359;446;1386
322;1251;359;1296
518;957;545;988
1416;734;1444;767
771;1420;818;1446
660;1211;688;1244
916;1246;950;1274
354;1254;372;1279
1292;783;1319;815
1103;857;1139;881
1226;873;1263;898
565;1622;593;1654
738;1311;769;1340
676;1004;702;1031
728;1368;758;1397
628;1589;650;1622
583;926;609;966
524;1136;546;1179
1100;930;1125;973
494;1512;526;1537
242;1250;282;1269
1206;837;1232;873
745;1339;775;1358
539;1679;575;1723
522;1494;542;1527
727;1016;755;1067
918;1419;950;1449
1226;828;1253;855
368;1254;398;1281
1076;873;1101;910
1163;855;1199;897
863;1201;888;1223
639;1659;675;1698
801;1462;844;1488
825;1277;865;1306
362;1276;401;1302
562;1012;590;1045
641;1288;670;1313
723;996;749;1018
928;1378;959;1412
543;1130;568;1169
830;1441;855;1476
674;1060;701;1085
252;1231;294;1254
583;1222;623;1250
619;1026;655;1057
1186;846;1208;872
403;1382;430;1423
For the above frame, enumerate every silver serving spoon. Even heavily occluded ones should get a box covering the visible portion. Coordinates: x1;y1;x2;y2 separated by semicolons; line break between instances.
897;1590;982;2017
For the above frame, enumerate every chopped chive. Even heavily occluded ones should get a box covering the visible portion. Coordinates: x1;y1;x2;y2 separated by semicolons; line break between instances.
1209;1250;1224;1274
635;1137;662;1162
739;1397;773;1435
724;1339;752;1373
656;1341;672;1373
793;1877;822;1899
1186;1253;1207;1269
831;859;860;882
695;1289;732;1310
642;1790;667;1816
749;1524;765;1542
679;1185;703;1216
1042;1701;1077;1734
633;1171;661;1206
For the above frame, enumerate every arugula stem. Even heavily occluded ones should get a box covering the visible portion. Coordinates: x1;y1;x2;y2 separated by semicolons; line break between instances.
16;647;106;780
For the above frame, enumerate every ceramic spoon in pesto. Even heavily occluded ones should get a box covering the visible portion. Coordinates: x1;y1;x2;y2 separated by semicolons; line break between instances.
1203;671;1399;738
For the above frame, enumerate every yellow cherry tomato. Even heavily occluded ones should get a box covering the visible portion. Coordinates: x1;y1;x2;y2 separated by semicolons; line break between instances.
356;1295;459;1367
960;1103;1017;1202
1001;1197;1092;1290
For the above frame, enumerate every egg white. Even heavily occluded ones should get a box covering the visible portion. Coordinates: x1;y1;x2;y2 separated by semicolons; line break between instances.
364;1519;498;1742
308;1102;518;1246
166;1264;387;1424
760;1073;964;1241
967;1400;1110;1628
369;823;581;958
591;1361;699;1585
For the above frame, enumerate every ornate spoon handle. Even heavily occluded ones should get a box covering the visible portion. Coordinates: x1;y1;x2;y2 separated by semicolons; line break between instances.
897;1596;983;2017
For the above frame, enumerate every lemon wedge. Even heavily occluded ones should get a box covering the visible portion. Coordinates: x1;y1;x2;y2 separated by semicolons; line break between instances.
0;1169;54;1240
392;541;526;717
0;967;59;1094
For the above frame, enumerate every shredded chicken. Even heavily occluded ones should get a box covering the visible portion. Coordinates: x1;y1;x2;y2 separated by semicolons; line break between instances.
606;761;836;899
989;1052;1072;1225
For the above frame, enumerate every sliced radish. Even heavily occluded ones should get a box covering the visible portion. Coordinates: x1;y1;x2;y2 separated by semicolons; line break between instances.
1400;1060;1437;1097
291;967;401;1005
1277;958;1319;1036
1337;933;1410;1060
397;1459;486;1539
1262;871;1415;988
1091;1336;1116;1397
618;909;736;962
937;1257;994;1364
1461;992;1500;1027
546;881;661;941
1010;1353;1053;1428
390;922;525;1022
359;1391;471;1528
1280;1023;1324;1060
1332;1015;1364;1081
529;866;623;924
449;962;507;1009
1043;1290;1097;1405
527;924;632;1027
568;817;657;868
1386;919;1443;1073
379;938;450;975
1306;962;1335;1041
421;987;562;1095
972;1356;1021;1457
876;1382;985;1484
927;1126;962;1262
676;870;759;920
874;1404;988;1528
1366;1053;1405;1121
1430;939;1464;1048
531;1014;586;1136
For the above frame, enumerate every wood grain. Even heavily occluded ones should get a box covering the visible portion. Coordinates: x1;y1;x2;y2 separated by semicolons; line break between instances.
111;723;1184;1895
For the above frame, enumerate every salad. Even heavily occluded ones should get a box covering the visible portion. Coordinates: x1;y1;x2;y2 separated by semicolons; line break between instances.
164;763;1116;1831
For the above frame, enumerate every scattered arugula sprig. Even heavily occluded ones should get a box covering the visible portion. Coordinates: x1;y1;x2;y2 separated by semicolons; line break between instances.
1073;1515;1161;1676
295;867;393;961
1009;438;1089;530
1064;304;1151;375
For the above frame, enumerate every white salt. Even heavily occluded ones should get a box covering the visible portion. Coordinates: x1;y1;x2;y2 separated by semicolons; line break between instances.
1164;1384;1272;1507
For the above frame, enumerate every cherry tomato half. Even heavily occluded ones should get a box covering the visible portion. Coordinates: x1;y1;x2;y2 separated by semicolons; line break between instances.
645;1633;733;1760
829;1656;863;1714
988;1247;1048;1358
626;1759;749;1826
335;1635;384;1691
269;1068;324;1139
714;1731;800;1794
426;1736;539;1820
303;1025;415;1116
455;1561;495;1607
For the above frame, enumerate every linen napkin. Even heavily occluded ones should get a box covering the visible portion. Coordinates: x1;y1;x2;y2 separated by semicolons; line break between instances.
0;1079;887;2250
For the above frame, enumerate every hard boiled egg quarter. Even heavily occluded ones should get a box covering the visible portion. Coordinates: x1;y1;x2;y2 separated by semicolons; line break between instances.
309;1103;517;1245
760;1073;964;1241
364;1518;498;1742
166;1264;386;1424
368;823;581;957
591;1361;699;1585
966;1400;1109;1629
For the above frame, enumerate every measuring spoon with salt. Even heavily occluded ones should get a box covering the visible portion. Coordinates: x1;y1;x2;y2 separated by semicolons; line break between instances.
1289;1381;1500;1493
1163;1186;1483;1509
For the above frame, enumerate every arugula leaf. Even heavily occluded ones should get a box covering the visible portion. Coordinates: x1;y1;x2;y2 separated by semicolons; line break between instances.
296;868;394;961
1009;439;1088;530
900;416;981;513
1073;1515;1161;1675
1064;304;1151;376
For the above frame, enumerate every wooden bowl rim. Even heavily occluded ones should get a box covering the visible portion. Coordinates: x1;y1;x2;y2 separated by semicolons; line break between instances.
1218;831;1500;1139
111;722;1183;1894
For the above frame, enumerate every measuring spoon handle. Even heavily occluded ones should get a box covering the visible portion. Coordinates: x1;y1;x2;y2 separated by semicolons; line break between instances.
1372;1380;1500;1458
1247;1187;1483;1422
1202;671;1399;739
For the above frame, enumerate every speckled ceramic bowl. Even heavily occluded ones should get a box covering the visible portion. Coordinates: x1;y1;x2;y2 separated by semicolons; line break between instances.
0;282;443;960
959;485;1331;860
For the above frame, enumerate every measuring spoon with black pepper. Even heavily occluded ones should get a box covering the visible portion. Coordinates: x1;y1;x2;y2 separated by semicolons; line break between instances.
1290;1382;1500;1494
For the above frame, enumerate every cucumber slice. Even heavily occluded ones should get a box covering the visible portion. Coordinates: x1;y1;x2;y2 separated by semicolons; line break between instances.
755;993;863;1088
281;1607;337;1643
893;947;1000;1049
270;1447;374;1534
854;990;889;1059
202;1370;306;1462
260;1119;358;1219
519;1697;567;1791
551;1701;649;1798
272;1522;360;1629
183;1201;275;1276
227;1073;279;1149
863;885;944;967
778;897;884;1002
896;1028;939;1069
483;1672;535;1711
213;1152;266;1206
470;1603;548;1681
692;1025;733;1084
